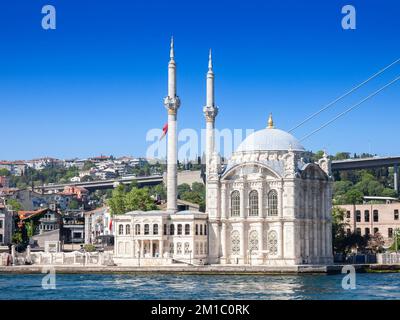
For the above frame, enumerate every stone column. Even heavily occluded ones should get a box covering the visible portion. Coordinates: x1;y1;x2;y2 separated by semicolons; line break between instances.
239;186;245;218
326;185;333;257
221;184;227;219
239;224;246;264
394;164;399;194
321;183;326;257
258;185;263;217
26;245;31;262
221;223;227;260
11;245;15;265
313;183;318;259
279;185;284;259
258;223;264;259
159;240;163;258
304;184;310;262
150;240;153;257
140;240;144;258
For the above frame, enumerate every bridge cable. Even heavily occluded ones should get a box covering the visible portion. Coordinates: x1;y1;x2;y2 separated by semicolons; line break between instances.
289;57;400;133
300;75;400;142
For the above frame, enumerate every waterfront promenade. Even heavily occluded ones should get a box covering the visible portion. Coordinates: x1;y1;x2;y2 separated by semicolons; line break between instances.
1;264;399;275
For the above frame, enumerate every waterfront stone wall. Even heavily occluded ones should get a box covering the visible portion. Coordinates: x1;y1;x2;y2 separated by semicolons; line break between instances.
377;253;400;264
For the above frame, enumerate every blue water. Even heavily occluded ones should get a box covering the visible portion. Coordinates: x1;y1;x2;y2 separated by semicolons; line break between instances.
1;273;400;300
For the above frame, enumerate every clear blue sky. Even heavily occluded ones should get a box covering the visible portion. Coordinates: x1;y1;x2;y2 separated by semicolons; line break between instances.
1;0;400;160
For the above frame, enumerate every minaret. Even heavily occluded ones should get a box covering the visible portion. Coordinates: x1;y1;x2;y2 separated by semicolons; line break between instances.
203;49;219;174
163;37;180;212
203;50;220;264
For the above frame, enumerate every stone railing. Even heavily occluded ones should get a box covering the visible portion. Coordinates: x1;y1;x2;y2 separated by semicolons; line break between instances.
29;251;114;266
377;253;400;265
0;253;12;266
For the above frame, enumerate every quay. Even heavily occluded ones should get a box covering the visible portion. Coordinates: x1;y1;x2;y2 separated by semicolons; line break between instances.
1;264;399;275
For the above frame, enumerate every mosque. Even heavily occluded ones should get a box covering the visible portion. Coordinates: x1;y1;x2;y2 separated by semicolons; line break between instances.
113;39;334;266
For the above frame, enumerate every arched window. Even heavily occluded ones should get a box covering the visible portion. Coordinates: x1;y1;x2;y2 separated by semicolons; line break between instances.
204;224;207;235
153;224;158;235
231;230;240;255
118;224;124;235
185;224;190;235
268;231;278;255
364;210;370;222
144;224;150;235
231;191;240;217
177;224;183;235
125;224;131;235
195;224;199;235
268;190;278;216
135;224;140;235
163;224;167;235
356;210;361;222
170;224;175;235
373;210;379;222
200;225;203;235
249;230;259;255
249;190;259;216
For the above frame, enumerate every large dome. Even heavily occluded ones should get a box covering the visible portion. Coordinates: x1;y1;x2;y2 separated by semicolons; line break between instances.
236;127;305;153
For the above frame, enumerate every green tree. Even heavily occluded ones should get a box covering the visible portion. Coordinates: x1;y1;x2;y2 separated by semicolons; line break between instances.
68;199;80;210
331;206;349;254
81;175;94;182
7;199;23;211
150;183;166;200
313;150;325;162
124;187;158;211
177;183;191;198
344;188;364;205
0;168;10;176
108;184;127;215
333;181;353;204
332;152;351;160
181;191;203;205
381;188;397;198
191;182;205;195
12;232;23;245
25;221;35;238
82;161;95;171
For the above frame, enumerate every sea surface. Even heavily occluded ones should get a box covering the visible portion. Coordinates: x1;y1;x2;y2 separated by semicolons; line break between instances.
1;272;400;300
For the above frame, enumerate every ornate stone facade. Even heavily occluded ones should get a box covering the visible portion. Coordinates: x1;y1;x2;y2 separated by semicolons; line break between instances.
207;136;334;266
113;40;334;267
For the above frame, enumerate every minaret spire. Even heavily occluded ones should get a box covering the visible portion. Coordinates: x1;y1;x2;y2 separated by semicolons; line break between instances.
170;36;174;60
203;48;219;206
208;48;213;71
164;37;180;212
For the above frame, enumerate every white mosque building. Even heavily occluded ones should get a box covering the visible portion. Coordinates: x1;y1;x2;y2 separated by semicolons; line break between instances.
113;39;334;267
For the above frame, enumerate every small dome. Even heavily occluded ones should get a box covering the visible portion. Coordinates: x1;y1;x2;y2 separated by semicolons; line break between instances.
236;128;305;152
